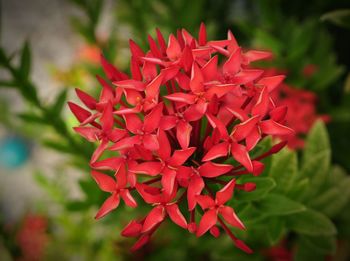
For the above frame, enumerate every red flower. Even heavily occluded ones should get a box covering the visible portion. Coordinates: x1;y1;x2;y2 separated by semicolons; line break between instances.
70;23;293;253
15;214;49;261
270;78;329;149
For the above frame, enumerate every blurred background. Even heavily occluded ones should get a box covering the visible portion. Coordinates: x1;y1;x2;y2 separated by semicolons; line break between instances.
0;0;350;260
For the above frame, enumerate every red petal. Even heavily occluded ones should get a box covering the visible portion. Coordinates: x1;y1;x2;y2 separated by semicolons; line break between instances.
168;147;196;166
135;183;162;204
91;170;116;192
219;206;245;230
180;46;193;72
243;50;272;64
260;120;294;136
109;135;141;151
129;39;145;59
143;134;159;151
159;115;177;130
252;161;265;176
129;162;162;176
176;121;193;149
166;204;187;229
202;55;218;82
166;34;182;60
145;73;163;99
124;114;143;134
184;102;207;122
231;69;263;85
123;89;142;106
91;139;109;163
142;59;158;82
131;234;150;252
115;164;128;188
196;195;215;209
161;66;180;82
120;189;137;207
108;128;127;142
246;126;261;151
142;206;166;233
130;57;142;81
258;75;285;93
222;47;241;75
252;87;269;117
176;73;190;90
216;179;235;205
202;142;229;161
157;130;171;160
198;22;207;46
144;102;163;133
73;126;100;142
270;106;288;122
225;106;248;122
190;63;204;93
205;84;234;99
187;175;205;210
227;30;239;54
161;168;177;195
100;54;128;81
165;93;196;104
75;88;96;110
196;209;217;237
147;35;162;58
231;143;253;172
121;220;142;237
68;102;92;123
231;116;259;142
205;113;229;138
156;28;167;54
235;239;253;254
113;79;145;91
198;162;233;178
100;102;114;133
95;193;120;219
90;157;123;170
96;75;115;104
210;226;220;238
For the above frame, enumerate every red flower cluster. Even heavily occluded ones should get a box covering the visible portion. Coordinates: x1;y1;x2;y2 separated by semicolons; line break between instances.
69;23;293;253
272;83;330;149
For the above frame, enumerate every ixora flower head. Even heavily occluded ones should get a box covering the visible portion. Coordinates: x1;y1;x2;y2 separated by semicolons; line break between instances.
69;23;293;253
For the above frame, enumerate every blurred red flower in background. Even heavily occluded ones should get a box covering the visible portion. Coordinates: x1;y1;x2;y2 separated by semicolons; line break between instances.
69;23;294;253
15;214;49;261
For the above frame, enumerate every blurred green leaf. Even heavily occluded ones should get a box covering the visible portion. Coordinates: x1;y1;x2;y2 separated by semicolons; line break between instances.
286;209;337;236
235;177;276;201
321;9;350;29
257;193;306;216
20;41;31;79
269;148;297;193
300;235;337;254
50;89;68;115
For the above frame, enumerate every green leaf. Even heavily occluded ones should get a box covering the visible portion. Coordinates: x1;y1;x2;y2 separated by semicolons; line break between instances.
18;113;45;124
269;148;297;193
0;80;16;88
300;235;337;254
300;150;330;201
50;89;68;115
256;193;306;216
286;208;337;236
303;120;330;164
266;218;285;246
235;177;276;201
20;41;31;79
